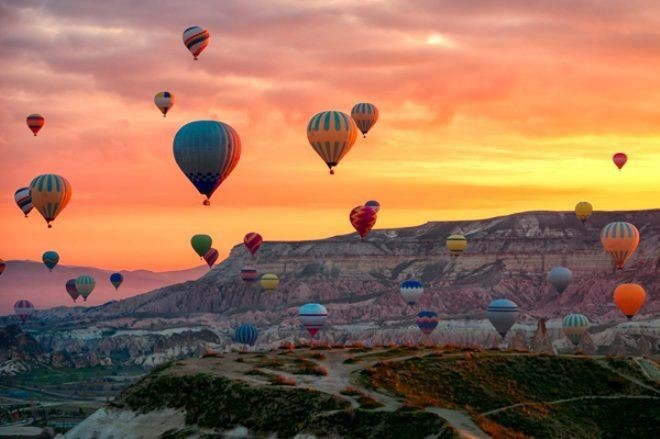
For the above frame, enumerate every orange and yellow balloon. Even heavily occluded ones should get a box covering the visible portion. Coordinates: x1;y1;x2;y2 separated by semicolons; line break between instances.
446;234;467;256
613;284;646;320
351;103;379;138
600;222;639;269
574;201;593;224
307;111;358;174
29;174;72;228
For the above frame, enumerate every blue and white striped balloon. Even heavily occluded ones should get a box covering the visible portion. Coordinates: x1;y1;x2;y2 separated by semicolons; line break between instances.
400;280;423;306
487;298;519;338
562;314;589;347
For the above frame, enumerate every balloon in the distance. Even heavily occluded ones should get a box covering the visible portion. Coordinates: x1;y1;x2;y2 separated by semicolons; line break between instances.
154;91;175;117
191;234;213;258
234;324;258;346
600;222;639;269
351;103;379;138
173;120;241;205
364;200;381;214
562;314;589;347
612;152;627;170
204;248;219;268
547;267;572;294
446;234;467;257
29;174;72;228
182;26;210;60
240;266;258;285
574;201;593;224
14;187;33;218
75;275;96;301
42;251;59;272
260;273;279;292
110;273;124;290
416;311;439;335
400;280;423;306
26;114;44;136
66;279;80;302
307;111;358;174
613;284;646;320
350;205;377;241
14;300;35;323
0;259;5;276
487;299;519;338
243;232;263;256
299;303;328;336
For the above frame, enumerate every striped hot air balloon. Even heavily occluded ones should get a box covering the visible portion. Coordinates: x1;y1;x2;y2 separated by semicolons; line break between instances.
244;232;263;257
14;187;33;217
562;314;589;347
65;279;80;302
42;251;59;272
173;120;241;205
351;103;379;138
0;259;5;276
154;91;175;117
416;310;439;335
613;284;646;320
364;200;380;214
487;299;519;338
260;273;279;292
350;205;377;241
600;222;639;269
234;324;258;346
110;272;124;290
574;201;593;224
75;275;95;301
547;267;572;294
204;248;219;268
400;280;423;306
29;174;72;228
307;111;358;174
26;114;44;136
182;26;210;60
446;234;467;257
14;300;35;323
299;303;328;337
240;266;258;285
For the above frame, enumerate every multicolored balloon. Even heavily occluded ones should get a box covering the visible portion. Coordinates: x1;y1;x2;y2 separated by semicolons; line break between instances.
234;324;258;346
600;222;639;269
574;201;593;224
75;275;95;301
364;200;381;214
26;114;44;136
299;303;328;336
204;248;219;268
351;103;379;138
14;187;33;218
14;300;35;323
110;272;124;290
42;251;59;272
244;232;263;257
487;298;518;338
612;152;627;170
154;91;175;117
173;120;241;205
29;174;72;228
400;280;423;306
307;111;358;174
66;279;79;302
240;266;258;285
191;234;213;258
446;234;467;257
0;259;5;276
547;267;572;294
350;205;377;241
562;314;589;347
416;311;439;335
182;26;210;60
613;284;646;320
260;273;279;292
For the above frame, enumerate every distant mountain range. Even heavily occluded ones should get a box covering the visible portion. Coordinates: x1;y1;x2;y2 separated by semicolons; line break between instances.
0;261;207;314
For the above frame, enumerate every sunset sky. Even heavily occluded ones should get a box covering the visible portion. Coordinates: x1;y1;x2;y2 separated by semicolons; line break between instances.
1;0;659;272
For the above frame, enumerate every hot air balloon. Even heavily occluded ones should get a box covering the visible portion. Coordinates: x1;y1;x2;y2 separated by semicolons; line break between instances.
173;120;241;205
182;26;210;60
234;324;258;346
75;275;95;301
29;174;72;228
612;152;627;170
14;300;35;323
42;251;59;272
244;232;263;257
547;267;572;294
416;310;439;335
260;273;279;292
66;279;80;302
600;222;639;269
14;187;33;218
0;259;5;276
613;284;646;320
574;202;593;224
562;314;589;347
364;200;381;214
110;272;124;290
446;234;467;257
154;91;175;117
191;234;212;258
307;111;358;174
240;266;258;285
26;114;44;136
400;280;423;306
351;103;379;138
350;205;377;241
299;303;328;336
204;248;219;268
487;299;518;338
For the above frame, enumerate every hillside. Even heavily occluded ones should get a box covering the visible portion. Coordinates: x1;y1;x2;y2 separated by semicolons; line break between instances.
67;346;660;438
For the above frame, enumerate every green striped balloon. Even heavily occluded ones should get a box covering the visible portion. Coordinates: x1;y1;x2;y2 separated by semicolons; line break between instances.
562;314;589;347
75;275;96;301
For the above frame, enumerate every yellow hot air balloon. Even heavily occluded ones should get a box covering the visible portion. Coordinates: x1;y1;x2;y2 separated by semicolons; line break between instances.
29;174;72;228
600;222;639;269
613;284;646;320
307;111;358;174
574;201;593;223
260;273;279;292
446;234;467;256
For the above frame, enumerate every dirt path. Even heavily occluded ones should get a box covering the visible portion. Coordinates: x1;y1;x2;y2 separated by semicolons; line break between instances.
481;395;659;417
596;359;660;394
426;407;491;439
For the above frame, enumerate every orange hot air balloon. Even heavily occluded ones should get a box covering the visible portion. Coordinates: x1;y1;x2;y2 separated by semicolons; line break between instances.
600;222;639;269
349;205;377;241
613;284;646;319
612;152;627;170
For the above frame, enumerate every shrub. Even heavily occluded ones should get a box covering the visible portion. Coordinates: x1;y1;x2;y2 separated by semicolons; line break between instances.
270;374;296;386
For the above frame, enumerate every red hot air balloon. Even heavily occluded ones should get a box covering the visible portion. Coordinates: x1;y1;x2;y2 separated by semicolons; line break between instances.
26;114;45;136
204;248;219;268
349;206;377;241
612;152;627;170
243;232;263;257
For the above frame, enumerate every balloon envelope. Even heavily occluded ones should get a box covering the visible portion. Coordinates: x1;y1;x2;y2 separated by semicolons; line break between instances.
75;275;95;301
416;310;439;335
446;234;467;256
204;248;219;268
14;300;35;323
14;187;33;217
110;272;124;289
234;324;258;346
574;201;593;223
600;222;639;269
26;114;44;136
400;280;423;305
0;259;5;276
154;91;175;117
244;232;263;256
307;111;358;174
612;152;627;170
29;174;72;228
487;299;519;338
299;303;328;336
350;206;377;240
351;103;379;137
613;284;646;319
260;273;279;291
65;279;80;302
182;26;210;59
562;314;589;346
191;234;212;258
42;251;59;271
364;200;380;214
547;267;572;294
240;266;258;284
